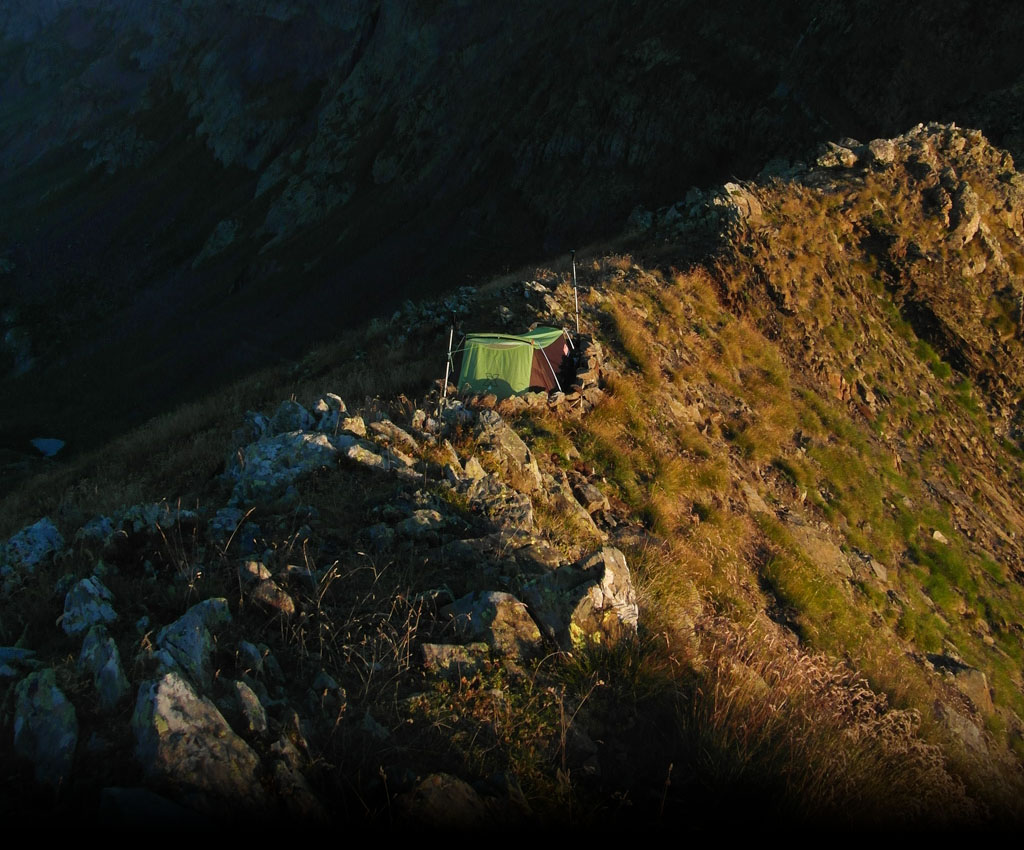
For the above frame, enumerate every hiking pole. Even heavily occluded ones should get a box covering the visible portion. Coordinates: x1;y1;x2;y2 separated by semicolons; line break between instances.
442;311;456;402
571;249;580;335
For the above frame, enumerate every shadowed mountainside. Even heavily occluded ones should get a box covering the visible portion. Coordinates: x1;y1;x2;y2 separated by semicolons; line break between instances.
2;0;1024;465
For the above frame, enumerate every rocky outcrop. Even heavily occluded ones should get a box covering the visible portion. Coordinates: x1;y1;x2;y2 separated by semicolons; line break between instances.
132;672;267;815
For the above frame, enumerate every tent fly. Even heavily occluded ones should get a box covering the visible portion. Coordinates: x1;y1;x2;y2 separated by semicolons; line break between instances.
447;327;572;400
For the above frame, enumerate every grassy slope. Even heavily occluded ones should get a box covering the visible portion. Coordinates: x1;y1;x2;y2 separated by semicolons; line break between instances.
3;126;1024;825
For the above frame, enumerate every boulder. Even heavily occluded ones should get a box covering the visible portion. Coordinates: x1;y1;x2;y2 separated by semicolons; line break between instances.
442;591;543;659
62;576;117;636
155;598;231;690
233;680;268;736
269;400;313;434
14;668;78;788
522;547;638;651
78;626;130;712
132;672;266;813
2;517;63;580
227;431;346;506
250;580;296;617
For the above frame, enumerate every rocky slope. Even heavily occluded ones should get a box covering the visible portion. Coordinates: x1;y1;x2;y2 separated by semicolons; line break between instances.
3;122;1024;826
3;0;1024;468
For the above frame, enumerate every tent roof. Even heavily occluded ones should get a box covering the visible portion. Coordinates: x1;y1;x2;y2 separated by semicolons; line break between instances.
461;327;566;348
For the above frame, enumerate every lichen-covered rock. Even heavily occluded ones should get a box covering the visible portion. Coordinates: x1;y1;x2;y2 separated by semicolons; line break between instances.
14;668;78;788
269;399;313;434
443;591;543;659
78;625;130;712
227;431;349;505
63;576;117;636
396;773;489;828
155;598;231;689
2;517;63;580
522;547;638;651
132;671;266;813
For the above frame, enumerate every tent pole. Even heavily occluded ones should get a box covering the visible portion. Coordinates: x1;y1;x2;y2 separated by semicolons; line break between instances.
441;312;455;401
571;249;579;335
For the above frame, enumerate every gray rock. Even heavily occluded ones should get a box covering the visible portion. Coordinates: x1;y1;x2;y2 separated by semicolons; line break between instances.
132;672;266;812
395;509;446;540
78;626;130;712
233;680;268;736
397;773;489;828
0;646;37;676
14;668;78;788
313;393;347;432
866;137;897;166
369;419;420;454
522;547;638;651
238;559;272;584
207;507;246;548
227;431;344;505
74;515;114;550
155;598;231;689
63;576;117;636
269;399;313;434
2;517;63;579
442;591;543;659
573;481;610;514
250;580;296;617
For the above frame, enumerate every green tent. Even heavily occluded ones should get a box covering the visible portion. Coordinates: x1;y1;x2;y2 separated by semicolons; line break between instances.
454;327;570;399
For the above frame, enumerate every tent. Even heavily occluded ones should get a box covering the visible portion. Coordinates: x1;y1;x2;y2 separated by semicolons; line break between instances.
452;327;571;399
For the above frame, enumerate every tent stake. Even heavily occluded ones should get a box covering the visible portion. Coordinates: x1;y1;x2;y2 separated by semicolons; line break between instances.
571;249;580;335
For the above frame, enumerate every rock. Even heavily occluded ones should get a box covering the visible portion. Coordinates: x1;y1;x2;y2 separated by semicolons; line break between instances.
239;559;272;584
396;773;489;828
369;419;420;454
269;400;314;434
340;415;367;437
207;507;246;548
475;409;542;493
463;456;487;480
932;529;950;545
573;481;610;514
312;393;347;432
78;626;130;712
816;141;859;168
466;474;535;532
442;591;543;659
2;517;63;580
0;646;37;678
421;642;490;680
933;700;987;755
233;680;268;736
227;431;345;506
62;576;117;636
73;515;114;550
155;598;231;689
522;547;638;651
343;441;387;472
14;668;78;789
543;472;603;537
949;181;981;247
395;509;447;541
928;654;994;715
250;580;296;617
132;672;266;813
231;411;270;448
866;137;897;166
